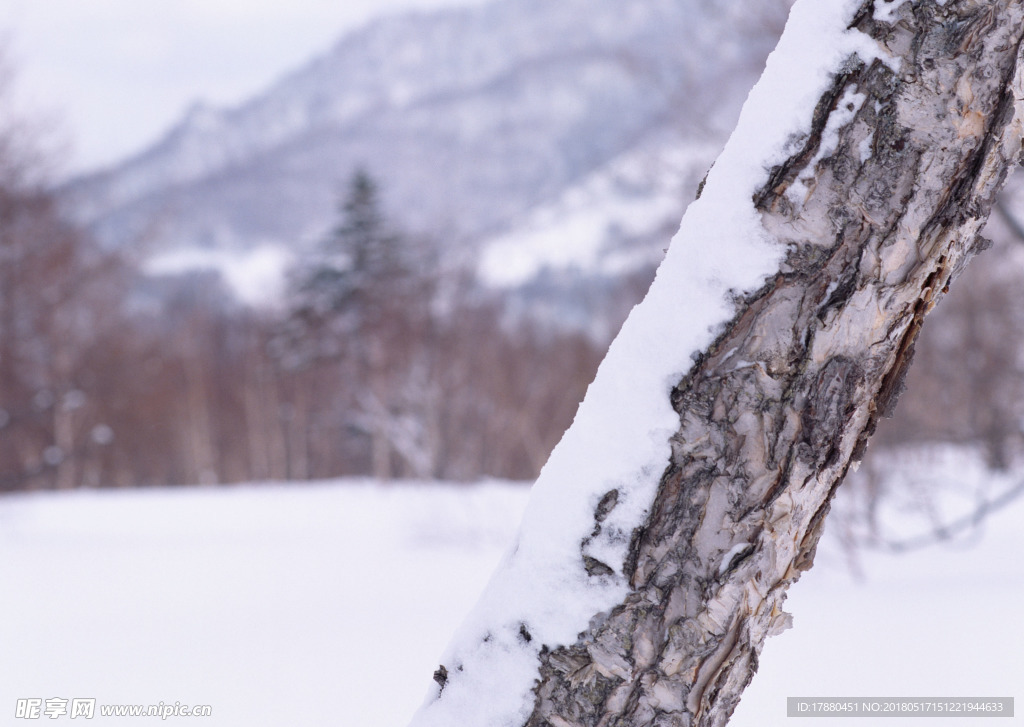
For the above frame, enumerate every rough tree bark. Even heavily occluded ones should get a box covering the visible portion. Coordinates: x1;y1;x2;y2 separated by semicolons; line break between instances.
413;2;1024;726
527;4;1024;726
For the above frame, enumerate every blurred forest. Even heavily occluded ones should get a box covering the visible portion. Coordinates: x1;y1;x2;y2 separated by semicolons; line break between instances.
0;165;608;487
4;43;1024;496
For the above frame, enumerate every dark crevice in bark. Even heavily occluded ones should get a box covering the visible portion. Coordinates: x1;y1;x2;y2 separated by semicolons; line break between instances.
846;0;876;32
432;665;448;692
755;66;866;213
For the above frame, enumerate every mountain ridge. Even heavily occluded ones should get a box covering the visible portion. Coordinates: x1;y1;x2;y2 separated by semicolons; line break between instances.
62;0;791;303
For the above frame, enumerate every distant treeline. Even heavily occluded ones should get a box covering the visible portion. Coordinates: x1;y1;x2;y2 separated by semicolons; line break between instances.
1;164;625;488
4;118;1024;491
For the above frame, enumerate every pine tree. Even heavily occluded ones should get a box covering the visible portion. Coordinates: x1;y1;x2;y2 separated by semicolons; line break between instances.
276;168;429;479
281;168;408;364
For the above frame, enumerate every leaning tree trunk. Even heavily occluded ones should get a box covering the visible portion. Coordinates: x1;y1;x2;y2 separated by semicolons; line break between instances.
410;2;1024;726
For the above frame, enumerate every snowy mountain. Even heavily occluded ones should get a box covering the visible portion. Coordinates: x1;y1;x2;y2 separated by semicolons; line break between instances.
63;0;790;301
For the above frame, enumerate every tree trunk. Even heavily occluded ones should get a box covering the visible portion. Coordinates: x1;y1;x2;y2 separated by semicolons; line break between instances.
411;2;1024;726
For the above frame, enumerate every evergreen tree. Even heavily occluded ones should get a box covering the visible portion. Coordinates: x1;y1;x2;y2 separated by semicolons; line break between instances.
281;168;408;364
275;167;427;479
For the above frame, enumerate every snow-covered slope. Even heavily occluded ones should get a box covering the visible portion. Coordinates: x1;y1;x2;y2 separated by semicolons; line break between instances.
478;133;721;288
0;465;1020;727
62;0;788;301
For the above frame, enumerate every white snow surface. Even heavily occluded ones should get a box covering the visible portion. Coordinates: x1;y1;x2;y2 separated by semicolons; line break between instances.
0;464;1021;727
410;1;888;725
874;0;914;23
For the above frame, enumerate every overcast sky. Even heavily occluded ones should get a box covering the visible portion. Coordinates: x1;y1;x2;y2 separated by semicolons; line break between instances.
0;0;490;177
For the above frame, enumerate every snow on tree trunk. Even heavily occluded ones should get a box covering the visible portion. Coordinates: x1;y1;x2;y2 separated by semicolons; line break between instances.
408;2;1024;726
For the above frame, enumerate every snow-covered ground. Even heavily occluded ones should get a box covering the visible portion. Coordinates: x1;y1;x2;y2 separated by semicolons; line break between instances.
0;471;1020;726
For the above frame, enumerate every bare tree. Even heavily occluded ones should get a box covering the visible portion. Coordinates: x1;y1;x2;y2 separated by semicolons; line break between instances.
410;2;1024;726
0;166;129;490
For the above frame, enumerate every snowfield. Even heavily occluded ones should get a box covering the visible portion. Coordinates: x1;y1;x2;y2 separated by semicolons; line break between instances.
0;469;1021;726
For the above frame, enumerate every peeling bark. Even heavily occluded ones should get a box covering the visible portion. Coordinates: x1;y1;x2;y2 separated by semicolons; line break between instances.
524;3;1024;726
